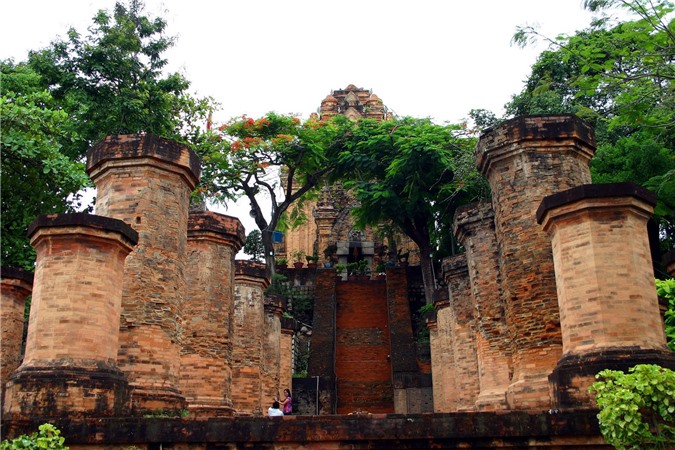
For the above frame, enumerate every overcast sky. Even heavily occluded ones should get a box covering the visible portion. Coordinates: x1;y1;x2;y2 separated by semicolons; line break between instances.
2;0;596;238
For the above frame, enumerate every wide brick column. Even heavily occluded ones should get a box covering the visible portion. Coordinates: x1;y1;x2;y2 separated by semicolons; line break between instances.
262;295;285;407
428;291;456;412
538;183;675;408
181;212;244;417
454;202;511;410
280;317;296;399
1;267;33;407
3;214;137;419
232;261;268;415
443;255;479;411
476;115;595;409
86;134;200;412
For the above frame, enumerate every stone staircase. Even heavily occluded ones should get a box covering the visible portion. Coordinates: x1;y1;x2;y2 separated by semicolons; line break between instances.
335;280;394;414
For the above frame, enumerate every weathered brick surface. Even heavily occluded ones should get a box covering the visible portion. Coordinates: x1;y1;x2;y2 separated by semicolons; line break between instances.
181;212;244;416
664;247;675;277
454;202;511;410
1;267;33;405
443;255;480;411
336;280;392;414
232;262;268;415
476;115;595;409
429;297;457;412
262;296;284;408
539;183;675;407
86;134;199;411
3;213;136;418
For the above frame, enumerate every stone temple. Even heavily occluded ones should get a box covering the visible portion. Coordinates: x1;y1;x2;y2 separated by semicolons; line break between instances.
1;85;674;448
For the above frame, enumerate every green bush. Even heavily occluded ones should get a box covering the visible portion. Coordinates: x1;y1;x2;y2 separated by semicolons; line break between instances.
656;278;675;351
0;423;68;450
589;364;675;450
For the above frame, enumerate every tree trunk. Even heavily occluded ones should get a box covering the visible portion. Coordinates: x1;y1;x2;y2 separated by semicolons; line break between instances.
262;229;275;278
418;243;436;305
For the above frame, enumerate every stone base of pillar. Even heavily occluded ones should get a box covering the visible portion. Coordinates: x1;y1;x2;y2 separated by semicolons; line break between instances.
129;388;186;414
506;346;560;410
3;361;130;419
186;404;236;418
475;389;509;411
550;348;675;409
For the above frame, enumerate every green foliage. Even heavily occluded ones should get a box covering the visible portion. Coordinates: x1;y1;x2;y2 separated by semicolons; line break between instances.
656;278;675;350
589;364;675;449
142;408;189;418
509;0;675;251
199;113;348;274
243;229;265;263
0;423;68;450
1;61;91;269
1;0;214;269
329;116;489;302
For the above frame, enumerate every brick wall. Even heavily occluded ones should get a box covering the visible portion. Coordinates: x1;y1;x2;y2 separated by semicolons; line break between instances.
335;279;392;414
429;295;457;412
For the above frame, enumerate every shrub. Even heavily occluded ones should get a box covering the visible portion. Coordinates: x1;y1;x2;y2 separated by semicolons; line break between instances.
589;364;675;450
0;423;68;450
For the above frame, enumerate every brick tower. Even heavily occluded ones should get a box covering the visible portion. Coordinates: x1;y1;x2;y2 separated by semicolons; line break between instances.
86;134;200;412
476;115;595;409
181;211;245;417
3;213;137;418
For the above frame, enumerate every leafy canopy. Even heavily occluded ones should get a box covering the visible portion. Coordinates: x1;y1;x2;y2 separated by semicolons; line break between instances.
198;112;347;274
330;116;488;303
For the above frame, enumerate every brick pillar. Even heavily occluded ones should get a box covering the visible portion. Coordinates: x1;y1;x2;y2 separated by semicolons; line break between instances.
3;213;137;419
428;291;457;412
262;294;285;407
443;255;480;411
86;134;200;412
454;202;511;410
280;317;296;399
538;183;675;408
232;261;268;415
181;212;244;417
476;115;595;409
1;267;33;407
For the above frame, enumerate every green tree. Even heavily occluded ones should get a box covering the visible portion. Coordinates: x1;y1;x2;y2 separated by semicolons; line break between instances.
510;0;675;251
589;364;675;449
243;229;265;263
330;117;488;304
1;0;214;269
1;61;91;269
26;0;213;157
198;113;346;275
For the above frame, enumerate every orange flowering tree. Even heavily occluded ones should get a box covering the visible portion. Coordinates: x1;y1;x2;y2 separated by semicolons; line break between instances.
197;112;346;274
